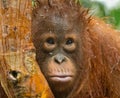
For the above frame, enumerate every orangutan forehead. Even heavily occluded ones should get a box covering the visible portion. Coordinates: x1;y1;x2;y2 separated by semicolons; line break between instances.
33;10;83;35
43;15;73;30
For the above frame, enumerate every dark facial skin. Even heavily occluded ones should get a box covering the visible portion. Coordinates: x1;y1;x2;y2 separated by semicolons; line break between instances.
33;15;82;98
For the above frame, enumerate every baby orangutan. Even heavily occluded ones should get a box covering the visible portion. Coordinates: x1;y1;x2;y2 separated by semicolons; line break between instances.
32;0;120;98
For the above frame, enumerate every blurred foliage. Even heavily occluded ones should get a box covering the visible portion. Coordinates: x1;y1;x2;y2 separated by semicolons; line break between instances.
78;0;120;30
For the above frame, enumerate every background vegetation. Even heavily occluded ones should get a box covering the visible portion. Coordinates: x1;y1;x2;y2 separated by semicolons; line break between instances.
78;0;120;30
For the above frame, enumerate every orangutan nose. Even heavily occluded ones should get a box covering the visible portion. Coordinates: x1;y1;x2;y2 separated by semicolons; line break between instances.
54;53;66;64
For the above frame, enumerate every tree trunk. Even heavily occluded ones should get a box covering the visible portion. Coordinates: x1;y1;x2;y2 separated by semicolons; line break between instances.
0;0;54;98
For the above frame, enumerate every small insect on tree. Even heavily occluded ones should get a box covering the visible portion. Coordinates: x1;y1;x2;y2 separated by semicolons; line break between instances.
0;0;54;98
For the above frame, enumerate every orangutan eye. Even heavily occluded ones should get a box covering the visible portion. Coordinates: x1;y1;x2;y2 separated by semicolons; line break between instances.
46;38;55;44
66;38;74;45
